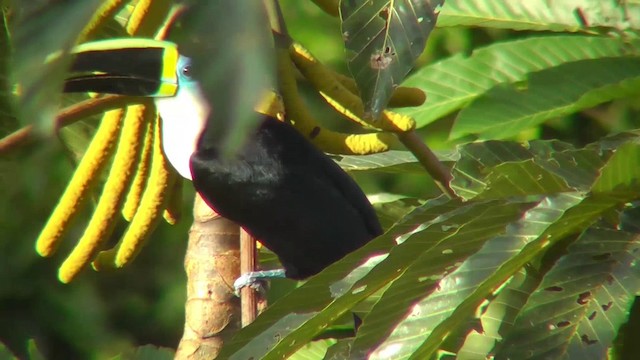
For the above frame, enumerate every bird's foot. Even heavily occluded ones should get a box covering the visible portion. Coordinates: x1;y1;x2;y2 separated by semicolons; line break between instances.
233;269;286;296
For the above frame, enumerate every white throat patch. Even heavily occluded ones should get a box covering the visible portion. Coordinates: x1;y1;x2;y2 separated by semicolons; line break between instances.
155;84;210;180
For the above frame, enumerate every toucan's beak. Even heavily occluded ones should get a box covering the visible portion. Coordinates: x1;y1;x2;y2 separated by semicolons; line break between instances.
64;38;180;97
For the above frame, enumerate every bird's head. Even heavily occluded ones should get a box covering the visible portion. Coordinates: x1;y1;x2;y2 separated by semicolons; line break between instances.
64;38;210;180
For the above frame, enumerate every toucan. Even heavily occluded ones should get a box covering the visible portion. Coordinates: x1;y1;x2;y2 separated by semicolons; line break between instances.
63;39;383;290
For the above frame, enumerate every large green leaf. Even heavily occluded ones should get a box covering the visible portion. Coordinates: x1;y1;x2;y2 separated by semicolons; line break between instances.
453;268;540;359
407;192;638;359
451;57;640;139
333;150;456;173
340;0;443;119
399;36;640;128
352;199;539;359
10;0;102;129
450;140;606;200
592;141;640;194
169;1;274;156
496;227;640;359
361;194;579;359
438;0;640;32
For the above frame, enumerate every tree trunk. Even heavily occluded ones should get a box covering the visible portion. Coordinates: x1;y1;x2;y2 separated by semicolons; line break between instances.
175;194;241;360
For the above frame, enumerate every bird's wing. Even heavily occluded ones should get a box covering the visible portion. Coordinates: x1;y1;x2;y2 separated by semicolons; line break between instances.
261;117;383;238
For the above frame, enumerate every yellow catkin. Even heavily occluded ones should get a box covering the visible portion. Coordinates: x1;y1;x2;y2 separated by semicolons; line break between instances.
313;131;395;154
78;0;128;42
290;42;416;132
388;87;427;108
126;0;173;37
331;70;426;108
162;177;182;225
36;109;124;257
330;70;359;94
121;109;154;221
277;47;395;154
115;114;175;267
58;104;150;283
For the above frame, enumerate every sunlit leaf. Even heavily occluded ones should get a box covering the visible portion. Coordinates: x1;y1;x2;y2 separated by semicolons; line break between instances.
451;57;640;139
355;199;539;359
340;0;443;119
497;227;640;359
333;150;455;173
454;268;540;359
438;0;640;32
362;194;578;359
592;141;640;194
399;36;640;128
289;339;336;360
408;191;639;359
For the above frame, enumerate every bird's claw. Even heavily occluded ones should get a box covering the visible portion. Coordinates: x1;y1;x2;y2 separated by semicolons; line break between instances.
233;269;287;296
233;273;266;296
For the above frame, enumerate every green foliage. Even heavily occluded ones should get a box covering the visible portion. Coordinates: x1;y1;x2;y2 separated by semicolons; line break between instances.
3;0;640;359
340;0;444;118
10;0;102;130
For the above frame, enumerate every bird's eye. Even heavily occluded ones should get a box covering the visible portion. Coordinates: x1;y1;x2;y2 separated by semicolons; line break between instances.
181;65;192;79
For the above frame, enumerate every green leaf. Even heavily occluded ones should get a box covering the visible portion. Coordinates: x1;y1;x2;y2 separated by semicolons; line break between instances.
340;0;443;119
454;268;540;359
290;339;336;360
398;36;640;128
334;150;456;173
592;141;640;193
438;0;640;32
450;140;604;200
26;340;44;360
0;341;17;360
10;0;102;129
352;199;539;359
451;57;640;139
169;1;274;156
361;194;579;359
407;192;633;359
497;227;640;359
371;195;424;230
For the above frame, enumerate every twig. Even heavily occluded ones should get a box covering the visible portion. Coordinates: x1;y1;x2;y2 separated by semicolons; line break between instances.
0;95;145;155
397;131;457;199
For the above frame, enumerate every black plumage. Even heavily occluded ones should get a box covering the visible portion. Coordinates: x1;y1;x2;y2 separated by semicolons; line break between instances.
190;116;382;279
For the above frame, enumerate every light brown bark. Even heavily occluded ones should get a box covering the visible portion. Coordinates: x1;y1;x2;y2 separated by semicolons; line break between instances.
175;194;241;360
